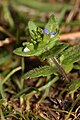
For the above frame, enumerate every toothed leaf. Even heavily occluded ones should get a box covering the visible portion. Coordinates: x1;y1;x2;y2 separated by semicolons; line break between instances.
61;43;80;73
41;42;69;60
23;65;56;79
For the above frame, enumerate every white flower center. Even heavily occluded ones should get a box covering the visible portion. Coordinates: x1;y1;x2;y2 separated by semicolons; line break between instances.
23;47;30;52
50;34;55;38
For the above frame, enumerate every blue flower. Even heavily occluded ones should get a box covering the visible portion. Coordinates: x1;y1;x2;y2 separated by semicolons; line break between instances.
44;28;56;38
50;32;56;38
43;28;49;34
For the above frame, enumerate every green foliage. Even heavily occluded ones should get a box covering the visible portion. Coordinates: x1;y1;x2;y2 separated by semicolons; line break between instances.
12;0;72;12
13;15;59;57
1;0;14;27
13;87;38;98
28;21;37;37
0;99;5;106
23;65;56;79
0;80;5;99
60;43;80;73
1;1;80;119
14;76;58;99
14;15;80;80
41;42;69;60
69;79;80;94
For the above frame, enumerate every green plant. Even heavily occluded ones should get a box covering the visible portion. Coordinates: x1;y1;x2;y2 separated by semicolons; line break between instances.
0;12;79;120
13;15;80;100
13;17;80;119
14;15;80;111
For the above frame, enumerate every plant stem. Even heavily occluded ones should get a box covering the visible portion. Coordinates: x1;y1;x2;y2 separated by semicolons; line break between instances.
48;57;69;81
2;66;22;85
39;76;58;91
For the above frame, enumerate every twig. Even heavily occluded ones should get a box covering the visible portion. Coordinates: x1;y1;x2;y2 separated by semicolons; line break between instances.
66;0;80;22
0;38;15;47
60;32;80;41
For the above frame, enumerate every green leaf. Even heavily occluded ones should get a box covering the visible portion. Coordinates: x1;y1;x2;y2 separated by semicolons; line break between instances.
13;47;44;57
61;43;80;64
28;21;37;38
0;80;5;99
12;0;72;12
15;111;25;119
73;63;80;70
42;15;59;44
63;63;73;74
23;42;34;50
42;42;69;60
45;15;58;32
61;43;80;73
13;87;38;98
23;65;56;79
69;79;80;94
0;99;5;105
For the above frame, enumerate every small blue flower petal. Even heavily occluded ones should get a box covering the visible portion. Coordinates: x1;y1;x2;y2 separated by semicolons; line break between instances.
50;32;56;38
44;28;49;34
51;32;56;35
